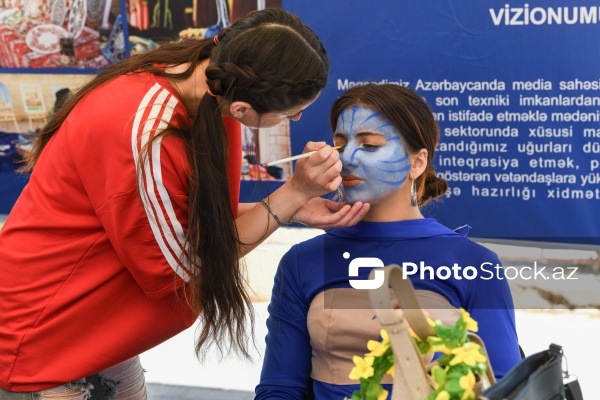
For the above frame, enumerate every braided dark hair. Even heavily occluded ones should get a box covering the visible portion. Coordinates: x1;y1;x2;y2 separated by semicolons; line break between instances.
205;8;328;112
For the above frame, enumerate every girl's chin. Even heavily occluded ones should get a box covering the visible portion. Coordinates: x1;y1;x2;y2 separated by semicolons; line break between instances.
340;189;378;205
340;187;400;206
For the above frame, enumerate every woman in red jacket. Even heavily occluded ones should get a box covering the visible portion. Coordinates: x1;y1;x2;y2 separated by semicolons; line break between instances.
0;8;368;400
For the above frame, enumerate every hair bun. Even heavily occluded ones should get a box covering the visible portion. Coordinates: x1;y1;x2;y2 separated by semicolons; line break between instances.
420;166;448;203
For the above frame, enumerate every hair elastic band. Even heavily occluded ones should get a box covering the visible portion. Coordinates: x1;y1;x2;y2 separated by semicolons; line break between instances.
206;88;216;97
213;36;219;45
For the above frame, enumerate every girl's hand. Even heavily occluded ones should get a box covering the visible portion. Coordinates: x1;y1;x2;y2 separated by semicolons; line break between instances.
288;142;343;201
292;197;369;230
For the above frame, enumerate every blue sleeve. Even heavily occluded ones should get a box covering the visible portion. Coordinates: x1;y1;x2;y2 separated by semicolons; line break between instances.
255;247;313;400
466;250;521;379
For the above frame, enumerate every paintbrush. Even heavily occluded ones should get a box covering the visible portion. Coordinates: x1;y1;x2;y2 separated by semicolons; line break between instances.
261;145;346;167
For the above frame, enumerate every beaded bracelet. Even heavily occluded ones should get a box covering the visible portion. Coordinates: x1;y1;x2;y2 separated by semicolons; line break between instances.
260;199;292;226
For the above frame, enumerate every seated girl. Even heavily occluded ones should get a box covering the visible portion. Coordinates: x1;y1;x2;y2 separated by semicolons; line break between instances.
255;84;521;399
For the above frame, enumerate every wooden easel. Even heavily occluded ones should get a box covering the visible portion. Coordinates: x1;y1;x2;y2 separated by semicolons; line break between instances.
0;112;20;133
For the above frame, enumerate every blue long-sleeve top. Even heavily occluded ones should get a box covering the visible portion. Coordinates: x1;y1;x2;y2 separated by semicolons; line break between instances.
255;218;521;399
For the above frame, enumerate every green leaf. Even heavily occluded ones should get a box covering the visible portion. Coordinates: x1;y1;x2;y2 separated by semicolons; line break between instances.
447;363;468;376
431;365;447;385
365;381;384;400
445;379;463;395
446;370;464;380
417;339;432;354
437;353;454;366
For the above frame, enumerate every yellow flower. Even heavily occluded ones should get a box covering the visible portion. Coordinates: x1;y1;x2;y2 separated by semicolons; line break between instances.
429;343;452;354
386;364;395;378
378;388;389;400
450;342;486;367
349;356;375;380
428;337;452;354
459;370;477;400
380;329;390;344
367;339;389;357
408;327;419;340
460;309;478;332
435;390;450;400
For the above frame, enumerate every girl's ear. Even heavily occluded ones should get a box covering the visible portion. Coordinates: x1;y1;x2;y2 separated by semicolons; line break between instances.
228;101;253;119
410;149;428;180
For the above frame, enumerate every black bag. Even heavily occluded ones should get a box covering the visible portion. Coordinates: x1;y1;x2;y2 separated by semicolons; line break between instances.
481;343;583;400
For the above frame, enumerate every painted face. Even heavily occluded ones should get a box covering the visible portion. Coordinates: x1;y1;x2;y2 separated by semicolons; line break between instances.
334;105;411;204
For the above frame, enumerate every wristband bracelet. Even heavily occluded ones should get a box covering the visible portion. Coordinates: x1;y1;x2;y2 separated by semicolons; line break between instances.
260;199;292;227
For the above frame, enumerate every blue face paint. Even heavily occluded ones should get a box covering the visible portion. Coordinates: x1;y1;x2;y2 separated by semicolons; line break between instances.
336;105;411;204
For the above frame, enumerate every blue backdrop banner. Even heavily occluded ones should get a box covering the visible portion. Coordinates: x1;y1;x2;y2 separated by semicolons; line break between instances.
283;0;600;247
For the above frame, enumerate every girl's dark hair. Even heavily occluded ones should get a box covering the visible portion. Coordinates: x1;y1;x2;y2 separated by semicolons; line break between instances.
23;8;329;359
53;88;72;113
329;84;447;205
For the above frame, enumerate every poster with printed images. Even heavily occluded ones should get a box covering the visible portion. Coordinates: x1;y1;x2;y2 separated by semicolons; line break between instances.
0;72;91;133
0;0;127;70
19;83;44;112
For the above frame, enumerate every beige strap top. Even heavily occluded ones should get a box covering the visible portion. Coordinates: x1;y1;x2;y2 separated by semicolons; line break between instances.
307;288;459;385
